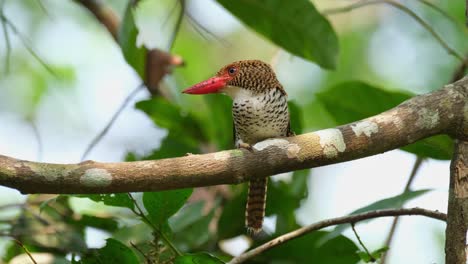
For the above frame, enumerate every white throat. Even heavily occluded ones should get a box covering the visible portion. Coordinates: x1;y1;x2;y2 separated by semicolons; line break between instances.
220;85;255;101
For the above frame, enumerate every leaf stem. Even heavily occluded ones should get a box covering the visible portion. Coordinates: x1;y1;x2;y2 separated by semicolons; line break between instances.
351;223;375;262
127;193;182;257
14;239;38;264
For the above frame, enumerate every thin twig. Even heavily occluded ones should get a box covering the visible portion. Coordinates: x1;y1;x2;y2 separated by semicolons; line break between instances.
2;15;57;76
185;11;230;47
351;223;375;262
0;4;10;74
130;241;153;264
323;0;464;62
380;157;424;263
35;0;49;17
167;0;185;51
466;0;468;27
162;0;180;29
127;193;182;256
228;208;446;264
417;0;461;27
13;239;38;264
80;84;144;161
30;121;43;162
451;53;468;82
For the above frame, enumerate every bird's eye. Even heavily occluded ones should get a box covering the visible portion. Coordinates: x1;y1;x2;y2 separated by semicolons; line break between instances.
228;67;237;75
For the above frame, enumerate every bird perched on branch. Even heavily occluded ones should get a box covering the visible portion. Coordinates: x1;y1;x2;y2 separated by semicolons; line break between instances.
183;60;293;235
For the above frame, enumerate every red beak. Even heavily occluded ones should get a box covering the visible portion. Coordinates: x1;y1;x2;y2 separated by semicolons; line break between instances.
182;76;231;94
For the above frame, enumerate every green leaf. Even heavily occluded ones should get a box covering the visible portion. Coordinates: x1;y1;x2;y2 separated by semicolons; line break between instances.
331;189;431;236
173;209;215;249
136;98;205;142
81;239;138;264
78;194;134;210
260;231;358;263
216;0;338;69
358;246;389;263
202;94;233;150
288;100;303;134
316;81;411;124
401;135;453;160
118;1;146;79
217;187;247;239
143;132;200;160
169;201;205;232
316;81;453;159
357;247;389;262
76;215;119;232
174;253;224;264
267;169;309;233
143;189;193;226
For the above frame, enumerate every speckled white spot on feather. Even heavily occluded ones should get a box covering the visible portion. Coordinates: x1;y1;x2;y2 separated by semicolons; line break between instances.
416;108;439;129
351;121;379;137
314;129;346;158
80;168;112;187
253;138;289;151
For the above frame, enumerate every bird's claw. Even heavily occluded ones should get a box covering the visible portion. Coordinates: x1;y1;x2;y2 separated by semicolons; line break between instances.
238;142;253;152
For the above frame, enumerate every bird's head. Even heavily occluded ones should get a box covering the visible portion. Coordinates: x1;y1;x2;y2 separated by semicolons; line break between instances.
182;60;284;98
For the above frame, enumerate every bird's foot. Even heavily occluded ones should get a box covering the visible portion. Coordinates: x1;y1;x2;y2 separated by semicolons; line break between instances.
238;142;253;152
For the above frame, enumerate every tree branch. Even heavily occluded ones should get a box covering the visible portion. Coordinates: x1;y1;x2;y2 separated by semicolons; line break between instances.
0;77;465;194
74;0;120;41
445;140;468;263
228;208;446;264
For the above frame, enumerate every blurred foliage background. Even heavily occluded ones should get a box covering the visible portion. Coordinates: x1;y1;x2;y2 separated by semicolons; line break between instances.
0;0;466;263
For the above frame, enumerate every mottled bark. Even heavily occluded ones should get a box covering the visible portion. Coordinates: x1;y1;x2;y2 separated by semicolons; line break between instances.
446;140;468;263
0;77;465;194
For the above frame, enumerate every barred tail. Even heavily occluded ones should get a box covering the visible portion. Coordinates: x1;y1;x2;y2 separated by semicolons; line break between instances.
245;177;268;235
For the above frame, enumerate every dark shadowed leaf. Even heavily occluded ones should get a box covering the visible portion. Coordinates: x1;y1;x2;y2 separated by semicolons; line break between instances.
401;135;453;160
78;194;134;210
118;2;147;79
358;246;389;263
316;81;453;159
76;215;119;232
81;238;138;264
316;81;411;124
203;94;233;150
144;132;200;160
217;187;247;239
136;98;205;142
288;100;303;134
267;169;309;233
143;189;193;226
174;253;224;264
259;231;358;263
331;189;431;236
216;0;338;69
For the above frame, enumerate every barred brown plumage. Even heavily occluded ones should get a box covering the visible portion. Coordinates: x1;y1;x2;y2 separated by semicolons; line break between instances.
183;60;292;235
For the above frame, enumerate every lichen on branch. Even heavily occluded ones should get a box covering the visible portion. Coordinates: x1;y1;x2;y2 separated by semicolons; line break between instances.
0;77;465;194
